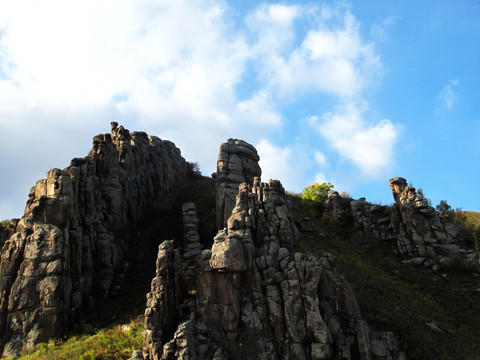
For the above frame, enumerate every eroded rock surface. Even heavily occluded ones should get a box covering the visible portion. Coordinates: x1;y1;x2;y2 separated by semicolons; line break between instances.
143;140;405;360
389;177;477;268
323;191;396;242
215;139;262;231
0;123;187;356
323;180;478;270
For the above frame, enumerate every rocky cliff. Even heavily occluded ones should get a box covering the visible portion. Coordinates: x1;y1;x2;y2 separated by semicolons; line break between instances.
0;123;187;356
142;141;405;360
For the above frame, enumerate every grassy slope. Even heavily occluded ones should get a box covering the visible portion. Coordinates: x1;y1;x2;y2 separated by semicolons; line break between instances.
6;318;144;360
461;211;480;228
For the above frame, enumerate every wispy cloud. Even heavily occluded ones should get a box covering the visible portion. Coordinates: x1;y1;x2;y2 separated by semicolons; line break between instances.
438;78;459;110
247;4;381;99
311;103;401;178
369;16;402;43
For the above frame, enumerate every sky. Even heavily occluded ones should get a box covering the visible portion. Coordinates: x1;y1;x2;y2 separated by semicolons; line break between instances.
0;0;479;220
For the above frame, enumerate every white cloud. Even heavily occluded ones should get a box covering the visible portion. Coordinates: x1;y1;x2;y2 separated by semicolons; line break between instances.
313;103;401;178
256;139;315;192
438;78;459;110
369;16;402;43
314;151;328;166
247;4;381;99
314;173;329;185
245;4;300;55
0;0;397;219
234;90;282;127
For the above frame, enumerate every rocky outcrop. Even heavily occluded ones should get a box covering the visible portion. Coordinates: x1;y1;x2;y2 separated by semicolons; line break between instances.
323;192;396;242
322;178;478;269
214;139;262;231
143;141;405;360
349;199;397;241
0;123;187;356
323;191;352;223
389;177;477;268
181;203;204;292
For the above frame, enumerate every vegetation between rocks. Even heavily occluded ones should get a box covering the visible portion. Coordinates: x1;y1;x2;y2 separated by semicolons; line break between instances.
297;203;480;360
4;177;480;360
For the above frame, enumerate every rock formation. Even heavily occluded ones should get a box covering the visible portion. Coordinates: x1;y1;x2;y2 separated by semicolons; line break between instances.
214;139;262;231
389;177;478;268
143;140;406;360
0;123;187;356
323;178;478;269
323;191;396;242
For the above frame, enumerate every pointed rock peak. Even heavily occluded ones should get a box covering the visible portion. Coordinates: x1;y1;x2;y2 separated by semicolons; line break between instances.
215;139;262;230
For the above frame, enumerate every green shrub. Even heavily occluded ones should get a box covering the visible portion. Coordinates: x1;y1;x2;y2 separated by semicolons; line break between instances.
302;182;334;203
301;182;334;217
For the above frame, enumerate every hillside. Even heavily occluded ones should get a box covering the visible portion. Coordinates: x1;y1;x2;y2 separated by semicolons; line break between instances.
4;175;479;360
292;196;480;360
1;125;479;360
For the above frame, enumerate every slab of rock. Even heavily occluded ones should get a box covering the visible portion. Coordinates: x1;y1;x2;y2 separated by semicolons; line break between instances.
0;123;187;356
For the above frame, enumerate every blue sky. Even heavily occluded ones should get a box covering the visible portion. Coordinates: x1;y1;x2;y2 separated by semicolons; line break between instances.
0;0;479;220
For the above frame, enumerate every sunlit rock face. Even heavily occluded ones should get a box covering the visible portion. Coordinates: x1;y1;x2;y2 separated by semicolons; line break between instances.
0;123;187;356
214;138;262;231
143;141;406;360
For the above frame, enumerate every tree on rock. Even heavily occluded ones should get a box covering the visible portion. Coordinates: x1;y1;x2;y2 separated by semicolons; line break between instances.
436;200;456;222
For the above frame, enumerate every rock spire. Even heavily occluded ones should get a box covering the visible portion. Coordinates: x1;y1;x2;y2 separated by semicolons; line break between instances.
143;140;406;360
214;138;262;231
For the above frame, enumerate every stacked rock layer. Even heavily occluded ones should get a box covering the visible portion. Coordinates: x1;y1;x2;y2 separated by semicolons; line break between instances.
143;140;406;360
389;177;477;268
215;139;262;231
0;123;187;356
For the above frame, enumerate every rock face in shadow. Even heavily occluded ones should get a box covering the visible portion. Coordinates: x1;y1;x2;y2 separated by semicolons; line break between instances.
214;139;262;231
0;123;187;356
389;177;477;268
143;141;406;360
323;191;397;242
